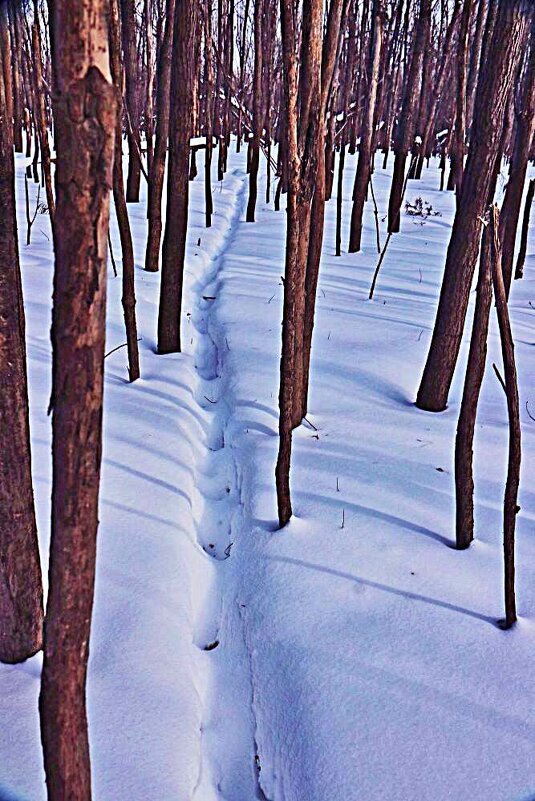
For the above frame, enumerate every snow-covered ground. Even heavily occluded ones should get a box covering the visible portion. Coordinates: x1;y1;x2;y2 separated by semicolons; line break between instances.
1;146;534;801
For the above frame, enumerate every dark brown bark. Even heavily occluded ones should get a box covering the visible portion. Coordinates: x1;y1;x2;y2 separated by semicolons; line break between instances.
39;1;116;796
7;0;23;152
31;21;55;222
0;16;43;666
499;21;535;296
387;0;431;233
157;0;198;354
145;0;176;271
418;0;461;167
348;0;385;252
204;0;214;228
145;0;155;173
246;0;263;222
466;0;488;128
275;0;301;526
335;143;345;256
110;0;140;381
121;0;141;201
455;216;493;550
451;0;472;198
416;0;532;413
0;3;13;134
489;205;521;630
514;177;534;280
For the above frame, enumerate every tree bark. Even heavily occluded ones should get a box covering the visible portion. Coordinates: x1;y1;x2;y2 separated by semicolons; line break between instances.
387;0;431;234
455;216;493;550
31;20;55;223
204;0;214;228
348;0;385;253
157;0;198;354
145;0;176;271
121;0;141;201
514;177;534;280
499;20;535;297
39;1;116;797
489;205;521;630
246;0;263;222
0;15;43;665
110;0;140;381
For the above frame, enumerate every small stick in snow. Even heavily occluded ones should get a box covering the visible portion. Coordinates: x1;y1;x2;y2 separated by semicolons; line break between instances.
369;155;417;300
108;230;118;278
340;508;345;529
369;174;382;254
492;362;507;396
105;338;142;359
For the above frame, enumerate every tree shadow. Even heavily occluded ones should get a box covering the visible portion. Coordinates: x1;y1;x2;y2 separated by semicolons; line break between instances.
272;555;495;625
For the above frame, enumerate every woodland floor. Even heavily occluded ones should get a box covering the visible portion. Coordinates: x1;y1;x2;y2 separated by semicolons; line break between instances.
1;148;534;801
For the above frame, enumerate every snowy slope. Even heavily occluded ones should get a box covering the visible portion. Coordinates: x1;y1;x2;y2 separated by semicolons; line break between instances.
0;147;534;801
215;157;535;801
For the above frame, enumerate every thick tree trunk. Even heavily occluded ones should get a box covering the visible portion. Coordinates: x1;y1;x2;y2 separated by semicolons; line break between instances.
0;19;43;666
39;2;116;797
416;0;532;413
157;0;198;354
145;0;176;271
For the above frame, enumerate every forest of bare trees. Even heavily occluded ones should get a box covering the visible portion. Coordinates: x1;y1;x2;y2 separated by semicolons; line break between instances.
1;0;534;796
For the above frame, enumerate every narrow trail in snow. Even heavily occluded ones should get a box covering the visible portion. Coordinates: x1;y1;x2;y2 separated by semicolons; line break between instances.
188;171;270;801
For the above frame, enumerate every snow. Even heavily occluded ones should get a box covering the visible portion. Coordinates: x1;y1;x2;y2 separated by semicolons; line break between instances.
1;147;534;801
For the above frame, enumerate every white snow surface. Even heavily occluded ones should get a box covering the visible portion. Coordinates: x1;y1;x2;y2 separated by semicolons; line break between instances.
1;148;534;801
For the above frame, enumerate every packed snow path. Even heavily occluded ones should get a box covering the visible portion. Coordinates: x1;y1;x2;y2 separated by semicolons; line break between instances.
1;149;534;801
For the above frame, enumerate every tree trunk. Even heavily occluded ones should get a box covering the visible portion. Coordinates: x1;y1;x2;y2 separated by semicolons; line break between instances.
7;0;23;153
387;0;431;234
489;205;521;630
455;216;493;550
0;14;43;665
514;177;534;280
416;0;532;413
451;0;472;199
157;0;198;354
121;0;141;201
348;0;385;253
31;20;55;223
499;20;535;297
110;0;140;381
204;0;214;228
246;0;263;222
145;0;176;271
39;1;116;797
275;0;301;526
